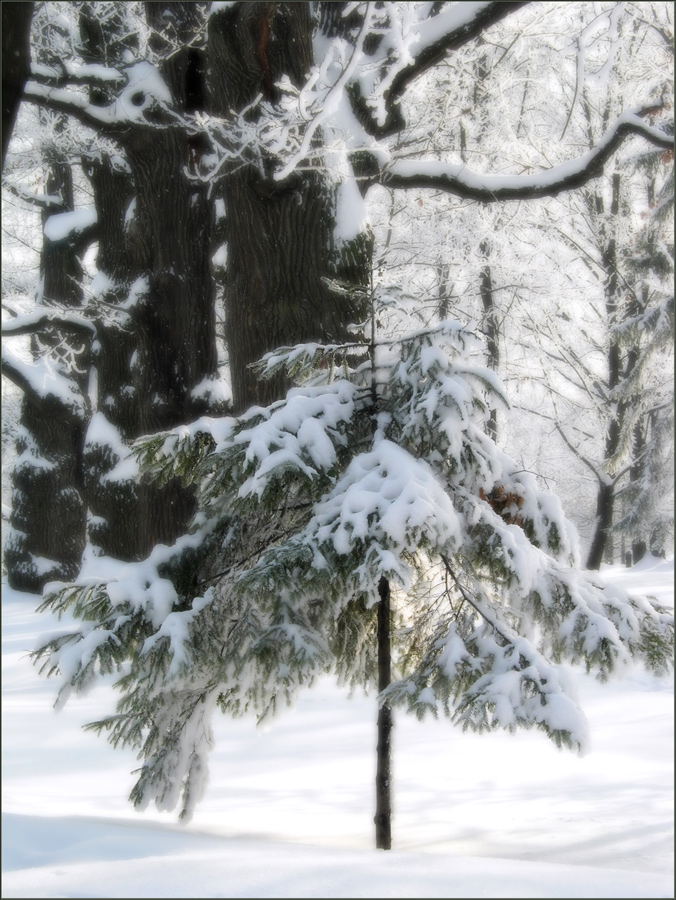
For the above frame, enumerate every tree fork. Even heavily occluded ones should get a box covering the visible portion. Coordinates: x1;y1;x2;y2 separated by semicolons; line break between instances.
375;575;392;850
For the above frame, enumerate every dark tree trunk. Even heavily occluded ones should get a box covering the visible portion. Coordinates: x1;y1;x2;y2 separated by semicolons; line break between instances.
207;2;371;412
1;2;34;169
81;151;147;560
79;3;220;565
123;128;218;431
6;106;89;591
437;262;451;320
586;174;622;570
6;396;87;592
630;421;647;564
221;165;370;411
479;240;499;441
626;282;650;564
585;481;616;572
375;575;392;850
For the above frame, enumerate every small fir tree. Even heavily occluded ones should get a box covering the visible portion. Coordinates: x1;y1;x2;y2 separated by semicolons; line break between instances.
34;287;674;845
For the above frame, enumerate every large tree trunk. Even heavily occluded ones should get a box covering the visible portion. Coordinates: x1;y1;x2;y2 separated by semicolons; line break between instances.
222;165;370;411
1;2;34;169
6;61;89;591
80;3;221;566
6;397;87;592
207;2;371;412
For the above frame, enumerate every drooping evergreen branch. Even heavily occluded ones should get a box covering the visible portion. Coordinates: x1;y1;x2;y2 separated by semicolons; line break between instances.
440;554;512;646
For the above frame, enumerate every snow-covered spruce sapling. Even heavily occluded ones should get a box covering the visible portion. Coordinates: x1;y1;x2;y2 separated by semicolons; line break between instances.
33;289;674;846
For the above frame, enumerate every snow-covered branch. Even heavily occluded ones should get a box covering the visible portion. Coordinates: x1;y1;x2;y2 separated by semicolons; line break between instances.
1;345;88;421
22;62;185;136
2;180;64;211
22;82;122;133
30;61;126;90
1;309;97;340
382;110;673;200
353;1;528;137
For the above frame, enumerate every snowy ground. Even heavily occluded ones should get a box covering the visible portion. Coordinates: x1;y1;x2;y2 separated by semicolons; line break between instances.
2;556;673;898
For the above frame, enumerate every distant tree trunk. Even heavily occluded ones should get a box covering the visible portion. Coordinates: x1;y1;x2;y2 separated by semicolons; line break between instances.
1;2;34;169
630;420;648;563
604;534;614;565
479;240;499;441
463;57;500;443
375;575;393;850
586;173;622;571
625;279;651;564
587;481;615;571
437;262;451;320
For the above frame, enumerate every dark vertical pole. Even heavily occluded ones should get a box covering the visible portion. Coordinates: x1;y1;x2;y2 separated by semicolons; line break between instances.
375;575;392;850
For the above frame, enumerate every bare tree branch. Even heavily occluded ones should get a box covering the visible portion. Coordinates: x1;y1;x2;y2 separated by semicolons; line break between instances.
553;422;605;483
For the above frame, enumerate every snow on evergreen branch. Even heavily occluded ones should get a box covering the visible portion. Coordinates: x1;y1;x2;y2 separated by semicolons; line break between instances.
33;305;674;818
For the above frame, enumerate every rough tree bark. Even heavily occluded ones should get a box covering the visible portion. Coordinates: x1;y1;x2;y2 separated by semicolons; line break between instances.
1;2;34;169
78;2;221;567
207;2;371;412
479;240;499;442
5;18;89;592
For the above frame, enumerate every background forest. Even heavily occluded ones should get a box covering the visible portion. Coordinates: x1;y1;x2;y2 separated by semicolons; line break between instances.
2;1;673;585
1;0;674;882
